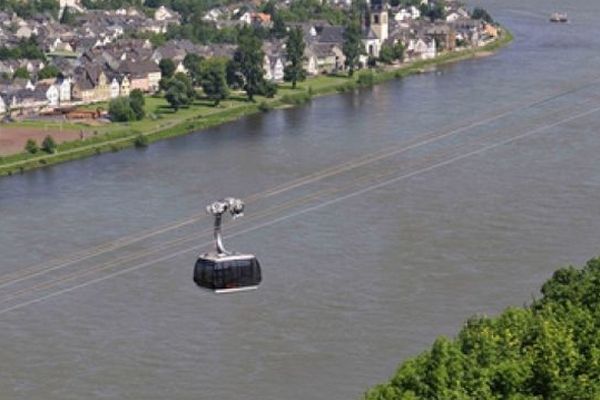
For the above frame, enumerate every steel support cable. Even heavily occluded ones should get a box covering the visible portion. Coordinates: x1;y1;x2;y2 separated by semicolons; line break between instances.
2;102;599;313
2;76;600;287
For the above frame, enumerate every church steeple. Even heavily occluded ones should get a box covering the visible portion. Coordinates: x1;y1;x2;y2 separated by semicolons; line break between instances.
370;0;388;42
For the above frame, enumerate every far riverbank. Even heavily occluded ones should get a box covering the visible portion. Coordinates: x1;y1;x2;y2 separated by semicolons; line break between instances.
0;29;512;178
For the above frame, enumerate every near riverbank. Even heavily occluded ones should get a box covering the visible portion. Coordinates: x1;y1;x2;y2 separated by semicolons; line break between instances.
0;30;512;177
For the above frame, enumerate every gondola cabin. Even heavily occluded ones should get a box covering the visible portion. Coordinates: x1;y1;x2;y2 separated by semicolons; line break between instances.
194;196;262;294
194;252;262;293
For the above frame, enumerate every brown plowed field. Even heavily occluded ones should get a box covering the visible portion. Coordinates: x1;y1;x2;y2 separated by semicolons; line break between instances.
0;125;81;156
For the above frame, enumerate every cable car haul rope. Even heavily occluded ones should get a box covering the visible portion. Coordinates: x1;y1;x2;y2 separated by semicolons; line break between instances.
3;80;600;313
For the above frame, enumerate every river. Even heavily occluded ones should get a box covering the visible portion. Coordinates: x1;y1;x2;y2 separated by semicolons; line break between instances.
2;0;600;398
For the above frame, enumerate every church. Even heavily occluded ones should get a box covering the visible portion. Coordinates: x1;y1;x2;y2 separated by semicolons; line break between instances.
361;0;389;60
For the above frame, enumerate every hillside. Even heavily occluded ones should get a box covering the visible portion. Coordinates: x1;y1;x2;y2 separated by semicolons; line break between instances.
365;259;600;399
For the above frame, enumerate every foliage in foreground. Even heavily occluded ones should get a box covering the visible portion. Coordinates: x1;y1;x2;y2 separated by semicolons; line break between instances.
365;258;600;400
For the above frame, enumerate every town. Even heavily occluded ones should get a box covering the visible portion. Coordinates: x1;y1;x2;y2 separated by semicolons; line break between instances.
0;0;503;165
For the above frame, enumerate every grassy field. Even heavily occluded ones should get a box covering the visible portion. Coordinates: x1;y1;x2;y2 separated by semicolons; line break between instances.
0;30;513;177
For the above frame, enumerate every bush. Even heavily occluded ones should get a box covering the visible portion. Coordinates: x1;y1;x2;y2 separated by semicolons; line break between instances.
133;134;149;148
258;81;278;98
281;92;311;105
335;81;356;93
24;138;38;154
41;135;57;154
258;101;272;112
129;89;145;120
108;97;135;122
357;71;375;87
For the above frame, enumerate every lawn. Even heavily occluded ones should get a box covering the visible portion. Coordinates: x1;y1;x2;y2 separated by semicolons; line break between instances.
0;29;513;176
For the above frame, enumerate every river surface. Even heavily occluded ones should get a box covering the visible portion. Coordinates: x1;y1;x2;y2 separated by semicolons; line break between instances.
2;0;600;398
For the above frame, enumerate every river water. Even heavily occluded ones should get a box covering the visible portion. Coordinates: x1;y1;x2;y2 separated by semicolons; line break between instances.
2;0;600;398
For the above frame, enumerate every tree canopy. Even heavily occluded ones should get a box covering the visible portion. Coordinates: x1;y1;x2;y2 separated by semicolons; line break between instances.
0;37;46;61
342;15;363;77
283;26;307;89
159;58;176;79
199;57;229;106
13;67;30;80
108;91;145;122
229;29;265;101
164;73;195;110
472;7;494;24
364;258;600;400
37;65;61;80
0;0;59;19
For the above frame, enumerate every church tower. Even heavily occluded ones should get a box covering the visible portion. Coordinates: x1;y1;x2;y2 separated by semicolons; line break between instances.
370;0;388;42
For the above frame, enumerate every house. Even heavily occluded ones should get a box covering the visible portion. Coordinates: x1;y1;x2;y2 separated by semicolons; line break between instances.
57;77;72;103
15;25;33;39
118;59;161;92
252;12;272;28
316;26;345;45
484;23;499;38
394;6;420;21
303;48;318;75
119;75;130;97
411;38;436;60
203;8;224;22
425;24;455;51
72;64;111;102
307;43;345;74
36;78;71;107
109;77;120;98
154;6;180;22
38;83;60;107
238;11;253;25
7;88;49;115
0;95;6;115
263;55;284;82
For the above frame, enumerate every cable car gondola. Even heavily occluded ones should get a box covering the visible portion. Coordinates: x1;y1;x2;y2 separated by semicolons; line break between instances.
194;198;262;293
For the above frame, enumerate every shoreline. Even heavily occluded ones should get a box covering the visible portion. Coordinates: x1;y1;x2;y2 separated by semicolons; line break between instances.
0;29;513;178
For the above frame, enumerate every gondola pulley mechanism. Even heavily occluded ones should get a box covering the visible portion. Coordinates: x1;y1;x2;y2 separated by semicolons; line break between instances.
194;197;262;293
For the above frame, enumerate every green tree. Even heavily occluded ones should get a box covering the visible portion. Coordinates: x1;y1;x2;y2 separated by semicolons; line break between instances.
393;41;405;62
226;59;244;89
271;12;287;39
183;53;203;86
173;72;196;99
379;41;404;64
342;15;363;76
420;3;446;22
108;97;135;122
283;27;307;89
164;74;195;111
364;258;600;399
199;57;229;106
165;79;189;111
41;135;57;154
231;29;265;101
24;138;38;154
129;89;145;120
258;80;277;98
159;58;176;79
472;7;493;24
60;6;77;25
378;42;395;64
13;67;30;80
37;65;61;80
